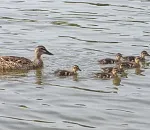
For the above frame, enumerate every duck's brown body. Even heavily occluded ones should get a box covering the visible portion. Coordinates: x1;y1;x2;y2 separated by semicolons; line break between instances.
0;46;53;71
0;56;33;71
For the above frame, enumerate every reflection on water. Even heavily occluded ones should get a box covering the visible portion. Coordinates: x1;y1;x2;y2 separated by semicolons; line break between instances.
135;67;145;76
112;76;121;86
35;68;43;85
0;69;29;78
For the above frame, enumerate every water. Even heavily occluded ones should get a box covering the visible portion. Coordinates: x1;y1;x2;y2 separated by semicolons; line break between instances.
0;0;150;129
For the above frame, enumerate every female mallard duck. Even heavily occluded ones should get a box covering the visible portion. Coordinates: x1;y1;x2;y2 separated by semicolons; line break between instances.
123;50;150;62
119;56;141;69
95;67;118;79
0;45;53;71
98;53;122;64
101;64;125;74
54;65;81;76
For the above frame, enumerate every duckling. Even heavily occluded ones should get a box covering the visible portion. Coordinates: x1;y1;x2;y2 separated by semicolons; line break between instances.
0;45;53;71
95;67;118;79
54;65;81;76
98;53;122;64
123;51;150;62
119;56;141;69
101;64;125;74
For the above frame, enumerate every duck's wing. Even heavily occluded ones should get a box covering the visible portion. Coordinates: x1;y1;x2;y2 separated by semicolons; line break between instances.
98;58;115;64
0;56;33;70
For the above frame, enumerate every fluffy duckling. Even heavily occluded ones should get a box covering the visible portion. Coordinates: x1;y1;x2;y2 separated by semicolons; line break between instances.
95;67;118;79
98;53;122;64
123;51;150;62
119;56;141;69
0;46;53;71
101;64;125;74
54;65;81;76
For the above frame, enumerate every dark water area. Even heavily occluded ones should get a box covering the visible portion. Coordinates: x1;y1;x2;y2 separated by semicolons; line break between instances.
0;0;150;130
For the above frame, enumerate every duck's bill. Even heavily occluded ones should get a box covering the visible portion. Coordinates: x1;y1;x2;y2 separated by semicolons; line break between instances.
146;54;150;56
44;50;53;55
78;68;81;71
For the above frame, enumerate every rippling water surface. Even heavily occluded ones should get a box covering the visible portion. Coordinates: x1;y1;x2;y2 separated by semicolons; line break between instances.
0;0;150;130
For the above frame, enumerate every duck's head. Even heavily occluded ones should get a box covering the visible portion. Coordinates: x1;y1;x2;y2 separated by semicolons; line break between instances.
135;56;141;63
35;46;53;58
115;53;122;60
72;65;81;72
141;51;150;58
112;67;118;75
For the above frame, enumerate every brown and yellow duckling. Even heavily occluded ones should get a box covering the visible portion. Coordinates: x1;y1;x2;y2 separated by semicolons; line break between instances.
95;67;118;79
0;45;53;71
101;64;125;74
119;56;141;69
98;53;122;64
54;65;81;76
123;50;150;62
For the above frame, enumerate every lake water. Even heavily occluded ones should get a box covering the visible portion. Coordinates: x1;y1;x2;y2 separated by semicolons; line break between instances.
0;0;150;130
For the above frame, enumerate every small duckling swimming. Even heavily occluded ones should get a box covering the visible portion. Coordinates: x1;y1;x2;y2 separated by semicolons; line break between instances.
95;67;118;79
101;64;125;74
123;50;150;62
98;53;122;64
119;56;141;69
0;45;53;71
54;65;81;76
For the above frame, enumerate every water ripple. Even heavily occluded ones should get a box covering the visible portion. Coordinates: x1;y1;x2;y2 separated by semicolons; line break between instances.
64;1;110;7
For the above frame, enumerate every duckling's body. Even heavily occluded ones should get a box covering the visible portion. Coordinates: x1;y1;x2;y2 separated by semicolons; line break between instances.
98;53;122;64
55;65;81;76
95;67;118;79
101;65;124;74
123;51;150;62
0;46;53;71
119;56;141;69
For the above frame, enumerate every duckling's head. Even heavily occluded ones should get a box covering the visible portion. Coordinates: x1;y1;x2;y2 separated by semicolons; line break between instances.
135;56;141;63
72;65;81;72
141;51;150;58
119;63;125;69
112;67;118;75
115;53;122;60
35;46;53;58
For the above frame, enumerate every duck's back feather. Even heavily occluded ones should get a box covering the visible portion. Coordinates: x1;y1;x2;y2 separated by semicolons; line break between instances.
0;56;34;70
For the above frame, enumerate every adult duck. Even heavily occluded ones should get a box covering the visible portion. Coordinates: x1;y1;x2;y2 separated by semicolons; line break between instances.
0;45;53;71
